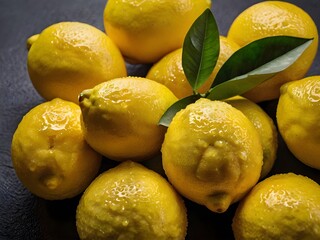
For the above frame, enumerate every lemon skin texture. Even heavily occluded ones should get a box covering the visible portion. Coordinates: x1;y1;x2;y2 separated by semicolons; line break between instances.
103;0;212;63
76;161;187;240
277;76;320;170
79;77;178;161
232;173;320;240
162;98;263;213
11;98;102;200
27;22;127;103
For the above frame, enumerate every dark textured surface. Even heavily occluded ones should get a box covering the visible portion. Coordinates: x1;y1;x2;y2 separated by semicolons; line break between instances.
1;0;320;239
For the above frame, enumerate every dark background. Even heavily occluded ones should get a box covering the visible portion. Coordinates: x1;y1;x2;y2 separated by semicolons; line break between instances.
1;0;320;239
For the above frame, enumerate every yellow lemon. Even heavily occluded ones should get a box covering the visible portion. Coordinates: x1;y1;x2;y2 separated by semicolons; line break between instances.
232;173;320;240
27;22;127;103
161;98;263;213
76;161;187;240
146;36;240;98
277;76;320;170
225;96;278;179
79;77;178;161
11;98;102;200
103;0;211;63
227;1;318;102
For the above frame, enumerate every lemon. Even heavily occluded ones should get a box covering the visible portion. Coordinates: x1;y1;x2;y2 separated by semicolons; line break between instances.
146;48;191;99
232;173;320;240
11;98;102;200
225;96;278;179
103;0;211;63
277;76;320;170
161;98;263;213
227;1;318;102
146;36;240;99
79;77;178;161
76;161;187;240
27;22;127;103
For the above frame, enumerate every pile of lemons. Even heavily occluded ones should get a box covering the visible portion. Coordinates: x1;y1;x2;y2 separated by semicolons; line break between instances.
10;0;320;239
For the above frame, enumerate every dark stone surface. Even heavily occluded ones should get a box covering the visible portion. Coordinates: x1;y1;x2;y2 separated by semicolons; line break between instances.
1;0;319;239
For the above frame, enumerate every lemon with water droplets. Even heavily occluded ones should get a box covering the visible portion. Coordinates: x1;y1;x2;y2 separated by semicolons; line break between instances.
233;173;320;240
11;98;102;200
76;161;187;240
162;98;263;213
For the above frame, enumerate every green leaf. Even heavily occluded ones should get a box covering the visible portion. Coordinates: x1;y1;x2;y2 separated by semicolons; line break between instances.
158;95;202;127
207;36;313;100
182;8;220;92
